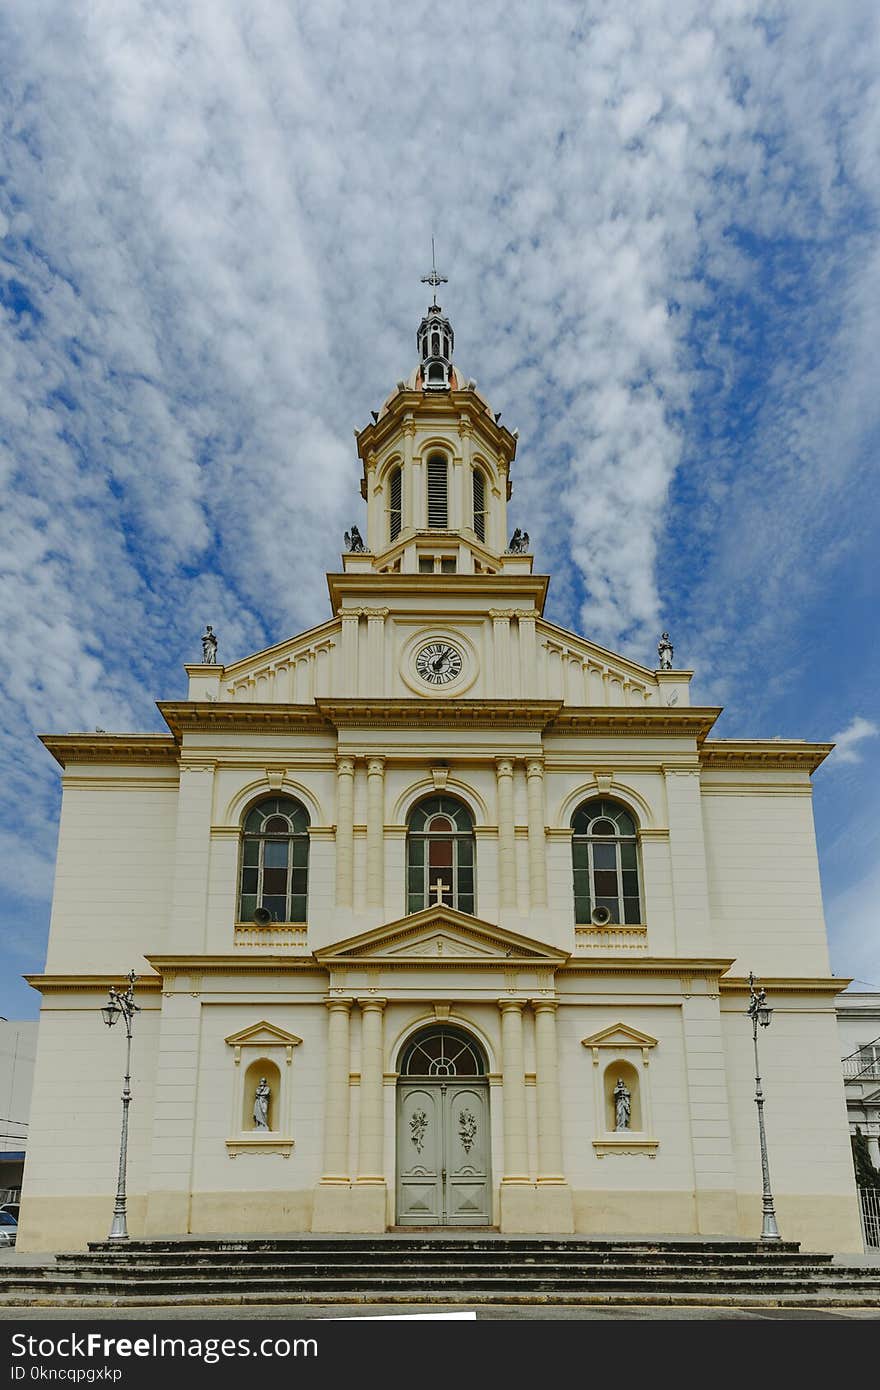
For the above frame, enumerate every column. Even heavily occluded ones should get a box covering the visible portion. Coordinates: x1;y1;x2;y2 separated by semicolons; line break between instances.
145;991;201;1234
366;757;386;909
357;998;386;1182
335;757;355;907
499;1000;529;1182
526;758;547;908
321;999;352;1181
495;758;516;910
533;1001;565;1182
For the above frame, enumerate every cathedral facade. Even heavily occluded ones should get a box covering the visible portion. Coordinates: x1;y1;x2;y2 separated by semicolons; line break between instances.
20;294;861;1251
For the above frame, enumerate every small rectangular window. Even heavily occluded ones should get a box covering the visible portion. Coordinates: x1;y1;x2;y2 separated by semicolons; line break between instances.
440;557;456;573
419;557;434;573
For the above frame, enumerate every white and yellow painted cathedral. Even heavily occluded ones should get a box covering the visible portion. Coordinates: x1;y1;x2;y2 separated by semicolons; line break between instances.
20;291;862;1251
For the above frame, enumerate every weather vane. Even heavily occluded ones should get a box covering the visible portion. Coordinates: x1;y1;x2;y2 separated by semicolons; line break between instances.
421;236;447;306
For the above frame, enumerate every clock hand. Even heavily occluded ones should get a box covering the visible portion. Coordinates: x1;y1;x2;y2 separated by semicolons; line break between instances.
431;654;446;672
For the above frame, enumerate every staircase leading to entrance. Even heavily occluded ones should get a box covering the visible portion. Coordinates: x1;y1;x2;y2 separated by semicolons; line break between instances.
2;1235;880;1308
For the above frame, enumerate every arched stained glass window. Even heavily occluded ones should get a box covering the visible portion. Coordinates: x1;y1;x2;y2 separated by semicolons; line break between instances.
571;798;641;925
239;796;310;923
407;796;475;915
400;1027;485;1077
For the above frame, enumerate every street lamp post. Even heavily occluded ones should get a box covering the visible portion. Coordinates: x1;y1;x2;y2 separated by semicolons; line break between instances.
101;970;140;1241
747;971;781;1241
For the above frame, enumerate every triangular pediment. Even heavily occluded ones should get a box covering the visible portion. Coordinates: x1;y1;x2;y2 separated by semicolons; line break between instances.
225;1020;303;1048
315;905;569;966
581;1023;659;1050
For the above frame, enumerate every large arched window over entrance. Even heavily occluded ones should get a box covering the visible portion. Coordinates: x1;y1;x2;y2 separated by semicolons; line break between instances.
238;796;310;923
407;795;475;915
571;797;641;925
400;1026;486;1077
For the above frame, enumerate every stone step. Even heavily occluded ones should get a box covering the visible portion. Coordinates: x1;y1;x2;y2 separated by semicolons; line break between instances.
62;1247;834;1268
31;1260;862;1282
2;1272;878;1296
3;1289;879;1309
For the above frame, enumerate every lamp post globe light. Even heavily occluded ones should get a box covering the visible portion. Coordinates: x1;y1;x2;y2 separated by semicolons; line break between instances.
101;970;140;1241
747;971;781;1241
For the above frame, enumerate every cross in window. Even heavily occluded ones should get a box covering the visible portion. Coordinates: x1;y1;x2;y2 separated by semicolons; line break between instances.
430;878;452;907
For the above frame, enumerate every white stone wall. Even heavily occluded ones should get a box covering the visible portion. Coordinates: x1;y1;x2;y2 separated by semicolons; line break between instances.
701;776;831;974
45;771;178;973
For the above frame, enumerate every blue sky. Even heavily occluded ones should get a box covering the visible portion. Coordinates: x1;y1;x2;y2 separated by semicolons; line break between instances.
1;1;879;1019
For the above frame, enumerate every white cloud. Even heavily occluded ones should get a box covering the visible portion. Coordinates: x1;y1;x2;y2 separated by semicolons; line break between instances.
830;716;879;766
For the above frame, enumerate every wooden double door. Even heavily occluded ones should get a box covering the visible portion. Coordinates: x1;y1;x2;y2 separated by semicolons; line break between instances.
396;1080;492;1225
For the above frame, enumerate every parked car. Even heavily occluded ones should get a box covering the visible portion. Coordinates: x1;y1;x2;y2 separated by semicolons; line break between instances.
0;1204;19;1222
0;1212;17;1248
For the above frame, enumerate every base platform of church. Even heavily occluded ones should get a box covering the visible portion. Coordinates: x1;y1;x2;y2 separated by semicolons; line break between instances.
2;1235;880;1308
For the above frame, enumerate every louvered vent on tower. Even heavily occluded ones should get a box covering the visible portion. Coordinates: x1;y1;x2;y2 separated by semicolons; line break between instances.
389;466;402;541
427;455;449;528
472;469;486;542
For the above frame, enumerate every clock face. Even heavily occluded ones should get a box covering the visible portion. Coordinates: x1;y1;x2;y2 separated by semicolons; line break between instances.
415;641;464;686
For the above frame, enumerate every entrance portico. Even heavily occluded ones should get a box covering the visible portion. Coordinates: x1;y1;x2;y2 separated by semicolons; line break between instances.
311;905;572;1233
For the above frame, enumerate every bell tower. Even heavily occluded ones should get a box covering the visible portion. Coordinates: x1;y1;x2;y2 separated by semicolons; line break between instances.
347;262;530;580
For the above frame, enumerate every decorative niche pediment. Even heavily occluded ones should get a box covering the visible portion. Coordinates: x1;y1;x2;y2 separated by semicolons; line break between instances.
225;1020;303;1065
314;905;569;967
581;1023;659;1052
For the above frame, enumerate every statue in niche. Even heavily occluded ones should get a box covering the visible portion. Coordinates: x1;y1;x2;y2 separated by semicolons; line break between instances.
253;1077;271;1130
657;631;674;670
613;1077;631;1132
201;625;218;663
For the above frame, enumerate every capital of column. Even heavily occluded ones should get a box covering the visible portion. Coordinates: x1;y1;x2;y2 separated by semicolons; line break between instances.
498;997;526;1014
525;758;545;780
531;998;558;1014
401;415;417;439
362;607;390;620
339;608;362;622
357;996;387;1013
366;757;386;777
324;997;353;1013
336;756;355;777
495;757;515;778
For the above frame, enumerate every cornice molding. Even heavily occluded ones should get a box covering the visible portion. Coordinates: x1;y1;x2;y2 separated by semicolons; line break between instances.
25;973;163;994
158;702;331;739
547;708;721;744
700;741;834;774
327;571;549;615
318;698;562;730
718;975;851;995
39;734;178;768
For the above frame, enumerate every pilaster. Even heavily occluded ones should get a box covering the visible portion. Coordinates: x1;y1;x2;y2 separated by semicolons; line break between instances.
335;757;355;908
366;757;386;909
526;758;547;908
495;758;517;910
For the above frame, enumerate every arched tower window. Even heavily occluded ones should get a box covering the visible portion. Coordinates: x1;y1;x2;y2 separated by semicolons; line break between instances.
427;454;449;528
389;465;402;541
571;798;641;925
472;467;486;543
407;795;475;915
239;796;310;923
